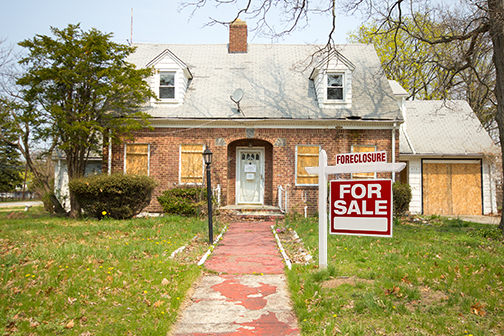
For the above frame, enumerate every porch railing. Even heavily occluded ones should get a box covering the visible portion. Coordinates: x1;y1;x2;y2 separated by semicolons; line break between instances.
278;185;288;213
212;184;221;207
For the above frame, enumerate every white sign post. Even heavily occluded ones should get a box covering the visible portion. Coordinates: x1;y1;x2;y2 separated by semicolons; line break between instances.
306;150;405;269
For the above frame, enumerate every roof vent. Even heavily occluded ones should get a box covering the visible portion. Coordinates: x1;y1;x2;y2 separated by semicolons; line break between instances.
346;116;362;120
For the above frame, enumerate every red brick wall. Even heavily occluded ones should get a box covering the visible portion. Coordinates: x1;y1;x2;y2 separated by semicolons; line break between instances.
102;127;399;214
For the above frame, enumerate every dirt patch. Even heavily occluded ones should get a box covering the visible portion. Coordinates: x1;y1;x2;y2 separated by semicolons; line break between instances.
405;286;449;312
275;228;313;265
321;276;375;288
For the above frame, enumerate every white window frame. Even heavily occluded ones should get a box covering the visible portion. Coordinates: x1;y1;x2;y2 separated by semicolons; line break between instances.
325;72;346;103
158;71;176;100
179;144;205;185
351;144;377;179
295;145;321;186
123;143;150;176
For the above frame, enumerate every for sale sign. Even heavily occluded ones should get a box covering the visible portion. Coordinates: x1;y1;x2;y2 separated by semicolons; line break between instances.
330;179;392;237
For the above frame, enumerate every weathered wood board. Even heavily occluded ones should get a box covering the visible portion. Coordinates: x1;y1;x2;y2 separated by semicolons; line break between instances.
423;162;481;215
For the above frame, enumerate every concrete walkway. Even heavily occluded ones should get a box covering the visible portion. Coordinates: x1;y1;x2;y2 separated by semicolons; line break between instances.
171;221;300;336
446;215;501;225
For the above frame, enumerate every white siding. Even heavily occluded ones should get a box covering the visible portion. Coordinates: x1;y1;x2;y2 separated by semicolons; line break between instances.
406;158;422;214
482;158;497;214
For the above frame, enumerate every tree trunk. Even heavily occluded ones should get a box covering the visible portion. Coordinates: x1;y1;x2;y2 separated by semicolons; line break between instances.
66;149;84;219
19;145;66;215
488;0;504;232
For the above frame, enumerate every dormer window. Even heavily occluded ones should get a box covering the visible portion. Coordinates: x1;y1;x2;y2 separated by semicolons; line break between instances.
159;72;175;99
327;73;344;100
146;49;192;105
310;50;355;108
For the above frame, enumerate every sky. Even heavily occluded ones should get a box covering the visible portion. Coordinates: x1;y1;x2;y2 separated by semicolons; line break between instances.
0;0;364;50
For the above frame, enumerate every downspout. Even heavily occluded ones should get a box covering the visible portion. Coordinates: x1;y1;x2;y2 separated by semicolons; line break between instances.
392;122;396;182
489;159;495;214
108;131;112;175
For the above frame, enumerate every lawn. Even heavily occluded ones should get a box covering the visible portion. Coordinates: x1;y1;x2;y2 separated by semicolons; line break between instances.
3;205;504;336
0;207;214;335
280;215;504;336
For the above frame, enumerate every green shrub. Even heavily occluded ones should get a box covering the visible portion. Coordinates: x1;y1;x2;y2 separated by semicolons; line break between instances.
69;174;157;219
157;186;206;216
393;182;412;216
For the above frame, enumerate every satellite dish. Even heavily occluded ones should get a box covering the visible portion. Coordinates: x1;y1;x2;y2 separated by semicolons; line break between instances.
231;89;243;103
230;89;244;114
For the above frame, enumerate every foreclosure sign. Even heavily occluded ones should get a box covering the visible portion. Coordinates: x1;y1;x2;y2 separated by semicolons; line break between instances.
336;151;387;165
330;179;393;237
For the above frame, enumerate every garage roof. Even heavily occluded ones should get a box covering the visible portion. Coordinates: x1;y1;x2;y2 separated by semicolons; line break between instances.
400;100;498;156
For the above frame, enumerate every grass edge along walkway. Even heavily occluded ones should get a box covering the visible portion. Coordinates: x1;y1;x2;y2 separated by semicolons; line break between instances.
171;221;301;335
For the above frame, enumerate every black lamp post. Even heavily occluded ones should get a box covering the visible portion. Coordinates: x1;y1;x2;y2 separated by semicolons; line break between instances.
203;147;213;244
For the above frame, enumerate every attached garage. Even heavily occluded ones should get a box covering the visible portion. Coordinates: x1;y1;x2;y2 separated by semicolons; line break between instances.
394;96;499;216
422;160;482;215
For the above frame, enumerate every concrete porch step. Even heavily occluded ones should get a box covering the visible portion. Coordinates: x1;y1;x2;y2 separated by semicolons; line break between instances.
219;205;285;221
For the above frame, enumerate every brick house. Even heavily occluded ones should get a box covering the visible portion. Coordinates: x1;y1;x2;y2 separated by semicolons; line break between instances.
103;20;404;215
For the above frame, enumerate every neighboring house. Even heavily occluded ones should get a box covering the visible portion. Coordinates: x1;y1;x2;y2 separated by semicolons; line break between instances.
391;82;499;215
53;150;102;210
103;19;403;215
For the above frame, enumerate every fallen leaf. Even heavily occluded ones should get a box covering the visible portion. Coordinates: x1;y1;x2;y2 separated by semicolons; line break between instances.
471;302;486;316
65;320;74;329
401;275;411;284
153;300;164;308
161;278;169;286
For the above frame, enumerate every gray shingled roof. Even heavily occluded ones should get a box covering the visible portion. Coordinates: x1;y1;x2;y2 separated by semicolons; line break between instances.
128;43;402;120
400;100;497;155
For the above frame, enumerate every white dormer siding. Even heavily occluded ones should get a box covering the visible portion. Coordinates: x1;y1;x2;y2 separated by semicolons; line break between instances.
310;52;354;109
146;49;192;105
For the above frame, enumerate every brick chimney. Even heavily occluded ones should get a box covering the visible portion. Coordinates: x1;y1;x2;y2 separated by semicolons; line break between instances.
229;19;247;53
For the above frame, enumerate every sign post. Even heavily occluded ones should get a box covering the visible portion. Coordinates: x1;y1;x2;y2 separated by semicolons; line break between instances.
318;150;328;268
306;150;405;269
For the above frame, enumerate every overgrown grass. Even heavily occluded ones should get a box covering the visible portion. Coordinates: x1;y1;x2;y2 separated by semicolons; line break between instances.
0;207;214;335
283;215;504;335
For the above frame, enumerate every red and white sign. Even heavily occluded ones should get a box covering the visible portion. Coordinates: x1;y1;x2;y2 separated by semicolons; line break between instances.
330;179;392;237
336;151;387;165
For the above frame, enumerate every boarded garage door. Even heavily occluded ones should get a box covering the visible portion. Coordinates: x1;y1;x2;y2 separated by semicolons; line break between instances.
423;161;482;215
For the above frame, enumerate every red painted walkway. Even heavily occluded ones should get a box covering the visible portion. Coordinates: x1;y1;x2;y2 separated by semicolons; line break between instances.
205;221;285;274
171;221;300;336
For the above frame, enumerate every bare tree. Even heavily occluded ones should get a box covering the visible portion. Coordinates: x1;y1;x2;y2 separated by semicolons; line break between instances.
183;0;504;232
0;39;66;213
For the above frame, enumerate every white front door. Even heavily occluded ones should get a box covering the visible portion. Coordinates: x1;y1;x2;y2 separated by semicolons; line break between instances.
236;148;264;204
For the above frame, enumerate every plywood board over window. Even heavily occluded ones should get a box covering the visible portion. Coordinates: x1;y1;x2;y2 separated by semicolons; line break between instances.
296;145;320;185
352;145;376;179
124;144;150;176
180;144;204;184
423;161;482;215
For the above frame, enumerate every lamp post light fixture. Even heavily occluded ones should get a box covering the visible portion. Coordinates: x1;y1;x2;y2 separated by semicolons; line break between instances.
203;147;213;244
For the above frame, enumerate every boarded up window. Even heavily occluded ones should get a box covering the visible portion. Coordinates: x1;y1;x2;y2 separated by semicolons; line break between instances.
180;144;204;184
125;144;149;176
296;145;320;185
352;145;376;179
